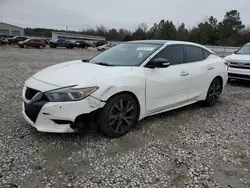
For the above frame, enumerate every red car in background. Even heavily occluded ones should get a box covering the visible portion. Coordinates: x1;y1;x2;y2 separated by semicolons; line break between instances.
0;36;8;45
18;39;46;49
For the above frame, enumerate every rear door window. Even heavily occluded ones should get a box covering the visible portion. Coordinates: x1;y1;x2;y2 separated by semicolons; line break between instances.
185;45;205;63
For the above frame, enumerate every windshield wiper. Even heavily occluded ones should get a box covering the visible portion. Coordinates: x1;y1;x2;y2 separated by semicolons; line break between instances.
82;59;89;62
93;62;114;66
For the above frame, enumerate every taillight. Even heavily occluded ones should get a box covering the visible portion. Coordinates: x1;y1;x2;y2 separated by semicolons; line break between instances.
224;61;230;70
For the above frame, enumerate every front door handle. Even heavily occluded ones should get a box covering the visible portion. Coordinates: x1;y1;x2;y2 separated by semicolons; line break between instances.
180;71;189;76
207;66;214;70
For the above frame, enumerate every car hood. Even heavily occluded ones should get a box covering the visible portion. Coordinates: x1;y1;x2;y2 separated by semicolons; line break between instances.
225;54;250;61
32;60;132;87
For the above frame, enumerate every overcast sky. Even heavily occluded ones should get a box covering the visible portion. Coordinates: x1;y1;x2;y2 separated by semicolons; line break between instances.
0;0;249;31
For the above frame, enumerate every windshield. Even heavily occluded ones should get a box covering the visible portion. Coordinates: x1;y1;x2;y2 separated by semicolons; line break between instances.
236;44;250;54
89;43;162;66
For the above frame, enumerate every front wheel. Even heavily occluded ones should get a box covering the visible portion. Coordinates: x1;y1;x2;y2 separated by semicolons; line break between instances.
203;78;222;107
97;94;139;138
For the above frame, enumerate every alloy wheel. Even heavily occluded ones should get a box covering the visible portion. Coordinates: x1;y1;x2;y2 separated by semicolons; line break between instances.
207;79;222;105
109;99;135;134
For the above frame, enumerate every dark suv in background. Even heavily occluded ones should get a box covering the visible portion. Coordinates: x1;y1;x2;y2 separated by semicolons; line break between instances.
50;39;74;49
74;40;91;48
7;36;28;45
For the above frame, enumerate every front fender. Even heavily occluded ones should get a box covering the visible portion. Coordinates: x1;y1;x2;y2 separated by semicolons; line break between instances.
91;85;146;120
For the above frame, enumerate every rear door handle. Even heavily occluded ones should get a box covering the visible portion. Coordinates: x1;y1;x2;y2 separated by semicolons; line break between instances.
180;71;189;76
207;66;214;70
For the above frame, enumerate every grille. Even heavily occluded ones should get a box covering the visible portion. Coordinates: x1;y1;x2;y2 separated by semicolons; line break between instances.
25;87;40;100
24;98;48;123
229;61;250;69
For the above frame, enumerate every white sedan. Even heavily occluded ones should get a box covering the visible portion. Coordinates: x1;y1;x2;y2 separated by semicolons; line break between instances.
97;43;115;51
22;40;228;138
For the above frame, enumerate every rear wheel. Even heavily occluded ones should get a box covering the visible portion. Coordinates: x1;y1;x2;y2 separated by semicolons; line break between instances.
97;94;139;138
23;44;27;48
39;45;43;49
203;78;222;107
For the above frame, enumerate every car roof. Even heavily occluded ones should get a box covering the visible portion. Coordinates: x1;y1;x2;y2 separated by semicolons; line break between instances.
127;40;170;45
126;40;215;54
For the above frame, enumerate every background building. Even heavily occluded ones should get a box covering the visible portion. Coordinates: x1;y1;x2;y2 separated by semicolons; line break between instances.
0;22;24;36
52;31;105;42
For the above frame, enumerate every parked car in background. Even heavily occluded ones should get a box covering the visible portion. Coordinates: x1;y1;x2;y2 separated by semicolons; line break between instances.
7;36;28;45
94;40;108;47
0;36;8;45
42;38;50;45
50;39;74;49
21;40;227;138
97;43;115;51
18;39;46;49
74;40;91;48
224;42;250;81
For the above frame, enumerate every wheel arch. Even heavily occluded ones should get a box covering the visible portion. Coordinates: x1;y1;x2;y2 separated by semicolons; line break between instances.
213;75;223;92
104;91;141;117
201;75;224;101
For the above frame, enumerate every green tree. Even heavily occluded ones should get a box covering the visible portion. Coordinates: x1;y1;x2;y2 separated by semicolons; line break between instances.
177;23;189;41
218;10;245;45
156;20;177;40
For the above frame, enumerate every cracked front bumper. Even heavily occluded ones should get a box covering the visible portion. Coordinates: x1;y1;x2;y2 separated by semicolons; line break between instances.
22;95;105;133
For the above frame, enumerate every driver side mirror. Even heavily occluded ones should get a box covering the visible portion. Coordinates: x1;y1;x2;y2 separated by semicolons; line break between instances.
146;58;170;68
233;50;237;54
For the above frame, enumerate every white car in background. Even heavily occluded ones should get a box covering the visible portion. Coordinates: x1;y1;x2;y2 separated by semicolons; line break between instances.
224;42;250;81
97;43;115;51
22;40;228;138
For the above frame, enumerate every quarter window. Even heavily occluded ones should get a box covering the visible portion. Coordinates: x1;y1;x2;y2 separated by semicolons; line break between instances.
153;45;184;65
185;46;205;63
203;49;211;59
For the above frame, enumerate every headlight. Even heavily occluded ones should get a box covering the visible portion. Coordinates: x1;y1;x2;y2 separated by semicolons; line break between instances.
44;86;98;102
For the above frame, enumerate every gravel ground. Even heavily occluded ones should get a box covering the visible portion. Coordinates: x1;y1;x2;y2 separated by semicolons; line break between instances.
0;45;250;188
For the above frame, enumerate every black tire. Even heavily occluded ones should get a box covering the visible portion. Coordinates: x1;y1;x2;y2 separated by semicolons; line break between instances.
50;44;56;48
227;78;233;83
96;94;139;138
203;78;222;107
